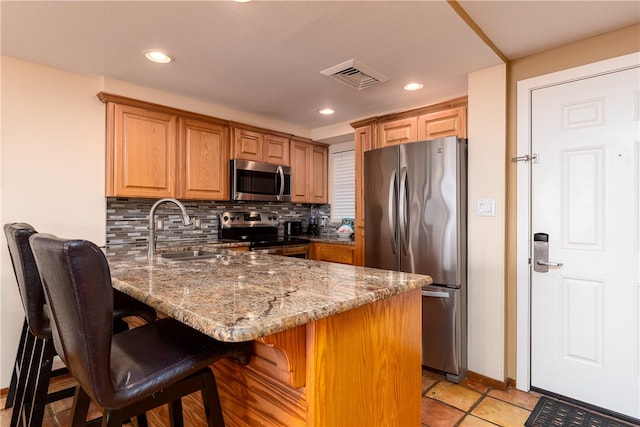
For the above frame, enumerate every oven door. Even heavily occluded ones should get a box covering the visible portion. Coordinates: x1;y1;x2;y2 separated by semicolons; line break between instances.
231;159;291;202
251;245;308;259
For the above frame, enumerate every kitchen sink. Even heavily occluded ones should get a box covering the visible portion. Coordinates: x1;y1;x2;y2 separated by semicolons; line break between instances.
160;250;222;261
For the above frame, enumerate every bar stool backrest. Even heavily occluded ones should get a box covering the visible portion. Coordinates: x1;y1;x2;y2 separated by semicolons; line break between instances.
29;234;115;403
4;223;50;339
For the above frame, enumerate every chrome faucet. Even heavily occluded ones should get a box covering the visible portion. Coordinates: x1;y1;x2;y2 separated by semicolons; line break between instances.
148;198;191;259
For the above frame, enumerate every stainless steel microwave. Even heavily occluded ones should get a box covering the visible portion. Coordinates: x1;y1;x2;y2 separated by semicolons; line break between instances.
230;159;292;202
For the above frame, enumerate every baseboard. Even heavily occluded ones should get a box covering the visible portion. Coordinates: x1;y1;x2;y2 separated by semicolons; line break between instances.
1;387;8;398
466;370;512;391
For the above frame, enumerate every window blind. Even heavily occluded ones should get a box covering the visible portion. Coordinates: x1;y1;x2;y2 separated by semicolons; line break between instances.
331;149;355;221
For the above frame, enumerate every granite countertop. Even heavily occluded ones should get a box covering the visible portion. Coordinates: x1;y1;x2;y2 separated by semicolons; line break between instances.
304;235;355;245
107;246;430;343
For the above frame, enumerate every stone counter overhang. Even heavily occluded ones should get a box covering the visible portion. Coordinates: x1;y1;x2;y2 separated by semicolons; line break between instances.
106;246;431;343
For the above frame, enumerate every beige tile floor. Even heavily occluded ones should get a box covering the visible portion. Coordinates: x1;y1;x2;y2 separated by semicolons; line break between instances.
2;368;542;427
420;369;540;427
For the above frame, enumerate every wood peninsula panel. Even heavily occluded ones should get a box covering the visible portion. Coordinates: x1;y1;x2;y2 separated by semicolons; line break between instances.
108;103;177;198
178;118;229;200
306;288;422;426
211;289;421;427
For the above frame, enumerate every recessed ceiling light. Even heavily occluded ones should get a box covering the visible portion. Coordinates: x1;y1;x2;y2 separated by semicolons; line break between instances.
318;108;335;115
143;49;174;64
403;82;423;91
233;0;251;2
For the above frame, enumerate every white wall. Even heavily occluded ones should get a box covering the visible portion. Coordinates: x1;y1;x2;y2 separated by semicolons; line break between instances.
0;57;106;386
466;64;507;380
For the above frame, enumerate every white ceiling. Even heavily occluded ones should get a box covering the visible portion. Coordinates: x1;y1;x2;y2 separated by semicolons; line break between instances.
2;1;638;134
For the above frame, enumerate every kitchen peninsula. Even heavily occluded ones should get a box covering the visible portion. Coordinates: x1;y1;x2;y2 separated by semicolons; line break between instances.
107;247;430;426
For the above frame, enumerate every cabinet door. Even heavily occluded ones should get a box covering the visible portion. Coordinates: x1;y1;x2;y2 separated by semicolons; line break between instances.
178;118;229;200
290;140;310;203
311;243;354;265
309;144;328;204
354;125;372;266
417;107;467;140
264;134;290;165
233;128;263;161
377;117;417;148
109;103;176;198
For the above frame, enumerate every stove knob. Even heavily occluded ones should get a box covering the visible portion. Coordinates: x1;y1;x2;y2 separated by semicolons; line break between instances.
223;215;229;222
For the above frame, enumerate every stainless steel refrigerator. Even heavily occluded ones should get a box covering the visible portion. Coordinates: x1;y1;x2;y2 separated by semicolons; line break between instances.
364;136;467;383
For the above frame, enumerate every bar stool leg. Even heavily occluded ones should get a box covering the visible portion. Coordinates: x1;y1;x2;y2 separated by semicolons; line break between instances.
10;329;40;427
4;319;29;410
24;339;56;426
70;386;91;427
169;399;184;427
201;370;225;427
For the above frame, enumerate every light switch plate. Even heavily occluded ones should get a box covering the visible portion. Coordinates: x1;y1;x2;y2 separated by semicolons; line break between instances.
476;199;496;216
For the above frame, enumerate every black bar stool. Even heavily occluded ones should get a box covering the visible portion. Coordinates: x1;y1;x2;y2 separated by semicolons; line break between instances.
3;223;158;427
29;233;252;427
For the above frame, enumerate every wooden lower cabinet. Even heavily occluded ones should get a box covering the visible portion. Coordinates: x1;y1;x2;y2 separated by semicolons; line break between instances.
309;242;354;265
211;289;422;427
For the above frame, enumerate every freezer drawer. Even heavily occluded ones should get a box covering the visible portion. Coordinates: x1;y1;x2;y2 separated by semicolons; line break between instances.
422;286;462;381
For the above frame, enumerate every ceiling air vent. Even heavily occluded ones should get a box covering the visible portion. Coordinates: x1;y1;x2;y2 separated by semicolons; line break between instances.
320;59;389;91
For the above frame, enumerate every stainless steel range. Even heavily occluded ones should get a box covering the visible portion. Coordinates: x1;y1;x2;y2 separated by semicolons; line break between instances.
219;211;310;258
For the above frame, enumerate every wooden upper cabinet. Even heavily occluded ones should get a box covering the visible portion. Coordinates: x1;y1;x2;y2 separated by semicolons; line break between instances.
418;107;467;140
178;118;229;200
310;144;328;204
290;138;327;203
107;103;177;198
264;134;290;166
232;127;290;165
232;128;263;161
290;139;310;203
377;117;417;148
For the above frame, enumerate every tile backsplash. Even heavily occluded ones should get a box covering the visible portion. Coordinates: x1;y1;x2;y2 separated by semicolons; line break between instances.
106;198;331;248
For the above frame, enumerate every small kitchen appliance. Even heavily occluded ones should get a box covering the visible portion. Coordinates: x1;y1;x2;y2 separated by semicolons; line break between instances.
284;221;303;236
219;211;309;258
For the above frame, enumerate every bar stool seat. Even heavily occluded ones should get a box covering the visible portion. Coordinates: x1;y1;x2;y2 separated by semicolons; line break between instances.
30;233;252;427
3;223;158;427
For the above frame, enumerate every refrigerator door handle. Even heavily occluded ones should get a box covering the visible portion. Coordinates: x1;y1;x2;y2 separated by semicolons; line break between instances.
399;166;409;254
388;168;398;255
422;290;450;298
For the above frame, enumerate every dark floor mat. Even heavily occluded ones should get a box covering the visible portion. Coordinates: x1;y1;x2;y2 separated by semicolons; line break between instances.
526;396;639;427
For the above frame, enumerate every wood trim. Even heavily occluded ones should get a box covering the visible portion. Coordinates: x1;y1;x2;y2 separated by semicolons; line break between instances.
256;325;306;389
466;370;510;391
97;92;229;127
350;96;468;128
228;121;293;139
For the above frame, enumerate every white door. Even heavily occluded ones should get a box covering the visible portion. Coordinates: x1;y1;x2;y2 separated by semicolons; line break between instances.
530;65;639;419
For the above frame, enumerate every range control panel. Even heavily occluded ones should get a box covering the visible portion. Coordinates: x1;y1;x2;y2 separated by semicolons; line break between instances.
219;211;279;228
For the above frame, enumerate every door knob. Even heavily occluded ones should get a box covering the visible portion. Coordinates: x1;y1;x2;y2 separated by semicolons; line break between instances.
533;233;563;273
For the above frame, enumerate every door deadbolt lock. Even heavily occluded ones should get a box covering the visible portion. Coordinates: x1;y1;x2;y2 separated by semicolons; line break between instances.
533;233;564;273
